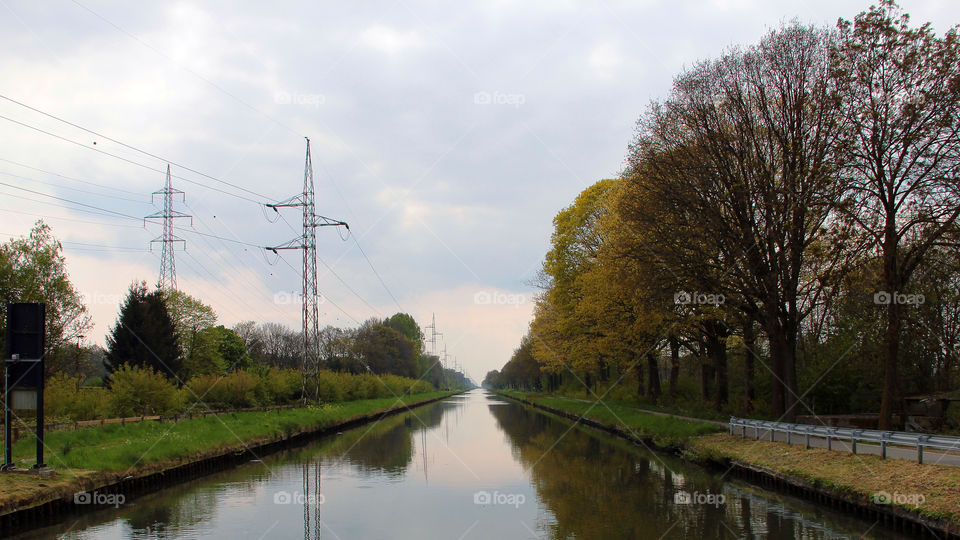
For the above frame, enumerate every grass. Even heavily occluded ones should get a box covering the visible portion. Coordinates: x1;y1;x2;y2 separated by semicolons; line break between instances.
497;390;725;444
0;391;453;513
692;433;960;526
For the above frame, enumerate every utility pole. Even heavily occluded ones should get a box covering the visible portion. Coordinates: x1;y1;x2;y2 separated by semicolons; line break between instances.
266;138;348;403
424;313;444;389
425;313;442;356
145;165;191;290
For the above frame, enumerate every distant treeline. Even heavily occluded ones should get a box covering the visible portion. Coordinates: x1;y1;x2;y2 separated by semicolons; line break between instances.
1;221;467;419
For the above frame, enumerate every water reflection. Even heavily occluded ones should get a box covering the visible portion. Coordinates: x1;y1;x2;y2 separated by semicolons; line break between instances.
11;391;910;539
486;395;905;539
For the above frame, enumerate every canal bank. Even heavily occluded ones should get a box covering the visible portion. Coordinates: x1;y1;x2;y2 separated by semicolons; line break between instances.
0;391;458;536
11;389;929;539
495;390;960;539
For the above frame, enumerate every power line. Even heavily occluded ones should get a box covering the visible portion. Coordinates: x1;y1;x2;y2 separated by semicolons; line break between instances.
0;93;278;202
0;112;263;204
274;254;360;326
0;205;145;229
0;181;266;250
350;233;404;312
0;180;144;221
0;156;147;197
0;168;149;204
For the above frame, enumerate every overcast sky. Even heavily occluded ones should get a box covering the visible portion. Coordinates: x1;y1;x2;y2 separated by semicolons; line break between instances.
1;0;958;383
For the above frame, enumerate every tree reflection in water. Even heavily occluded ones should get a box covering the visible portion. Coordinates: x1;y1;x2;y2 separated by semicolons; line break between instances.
487;400;904;539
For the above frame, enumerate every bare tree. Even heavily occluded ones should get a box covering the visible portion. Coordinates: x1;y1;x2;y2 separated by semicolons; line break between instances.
833;1;960;428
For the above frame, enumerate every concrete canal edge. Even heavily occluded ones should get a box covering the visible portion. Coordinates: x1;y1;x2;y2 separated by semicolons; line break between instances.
494;391;959;539
0;392;460;536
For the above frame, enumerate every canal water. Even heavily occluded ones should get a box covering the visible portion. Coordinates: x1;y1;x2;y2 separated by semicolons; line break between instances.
15;390;908;539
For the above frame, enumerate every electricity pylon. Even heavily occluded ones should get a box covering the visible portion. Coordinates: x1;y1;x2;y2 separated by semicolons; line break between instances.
425;313;442;356
145;164;191;290
266;138;348;403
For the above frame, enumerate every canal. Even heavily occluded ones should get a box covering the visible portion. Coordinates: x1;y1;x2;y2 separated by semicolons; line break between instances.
15;390;908;539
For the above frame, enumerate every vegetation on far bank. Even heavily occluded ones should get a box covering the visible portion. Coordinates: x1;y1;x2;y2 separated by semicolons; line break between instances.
40;366;434;423
496;390;724;445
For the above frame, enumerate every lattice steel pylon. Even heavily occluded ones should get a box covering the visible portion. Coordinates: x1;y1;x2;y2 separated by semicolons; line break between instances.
266;138;348;403
145;164;191;290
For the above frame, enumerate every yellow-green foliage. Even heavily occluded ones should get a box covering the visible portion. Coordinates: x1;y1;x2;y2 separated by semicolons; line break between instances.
108;364;182;417
44;374;109;421
183;371;258;409
43;367;434;421
259;367;301;404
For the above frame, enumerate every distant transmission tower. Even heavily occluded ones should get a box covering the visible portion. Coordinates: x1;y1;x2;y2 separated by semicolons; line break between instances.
266;138;348;403
425;313;442;356
145;164;191;290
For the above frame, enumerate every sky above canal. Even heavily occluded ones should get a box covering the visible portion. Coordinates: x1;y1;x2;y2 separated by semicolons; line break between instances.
1;0;959;382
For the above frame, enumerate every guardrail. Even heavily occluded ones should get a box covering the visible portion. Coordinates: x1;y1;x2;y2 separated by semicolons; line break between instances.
729;417;960;464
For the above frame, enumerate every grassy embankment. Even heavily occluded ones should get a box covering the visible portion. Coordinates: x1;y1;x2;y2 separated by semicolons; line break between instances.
0;391;453;514
495;389;960;528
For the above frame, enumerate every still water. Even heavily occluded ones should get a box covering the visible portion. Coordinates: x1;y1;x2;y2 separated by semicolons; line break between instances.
16;390;907;539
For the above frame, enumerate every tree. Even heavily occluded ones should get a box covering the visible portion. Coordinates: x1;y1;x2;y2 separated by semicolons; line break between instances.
385;313;424;353
164;289;217;364
353;320;418;378
0;221;92;375
629;23;848;420
833;1;960;428
213;326;251;371
105;282;180;380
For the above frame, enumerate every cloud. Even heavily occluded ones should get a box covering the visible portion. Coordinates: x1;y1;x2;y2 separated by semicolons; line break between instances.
2;0;959;381
360;24;425;55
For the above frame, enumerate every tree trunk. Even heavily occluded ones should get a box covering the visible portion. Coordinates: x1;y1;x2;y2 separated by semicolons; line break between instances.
879;217;903;430
699;342;712;402
636;357;645;397
706;324;728;411
647;352;661;400
880;302;902;430
783;329;799;421
743;321;756;415
766;326;787;419
669;337;680;399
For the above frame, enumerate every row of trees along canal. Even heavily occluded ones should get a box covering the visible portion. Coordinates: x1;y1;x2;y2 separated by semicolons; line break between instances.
486;2;960;430
0;221;470;421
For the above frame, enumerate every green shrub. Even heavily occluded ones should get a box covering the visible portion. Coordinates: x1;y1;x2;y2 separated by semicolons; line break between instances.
259;368;302;404
221;370;259;408
45;374;110;421
108;364;181;416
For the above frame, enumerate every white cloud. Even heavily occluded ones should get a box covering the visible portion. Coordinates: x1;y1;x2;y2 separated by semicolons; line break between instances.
587;41;624;80
360;24;425;55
